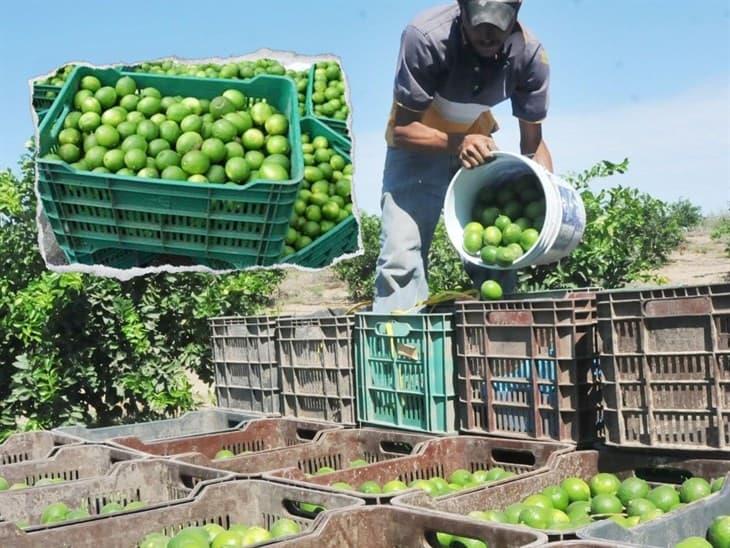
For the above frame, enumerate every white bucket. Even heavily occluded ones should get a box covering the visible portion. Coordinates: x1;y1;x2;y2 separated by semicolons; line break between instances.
444;152;586;270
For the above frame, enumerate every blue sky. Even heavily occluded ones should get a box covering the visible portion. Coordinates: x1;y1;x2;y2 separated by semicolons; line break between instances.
1;0;728;213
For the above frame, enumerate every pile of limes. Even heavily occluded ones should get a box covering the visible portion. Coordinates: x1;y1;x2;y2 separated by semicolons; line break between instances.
463;175;546;268
131;58;287;79
310;61;349;121
466;473;725;532
42;74;293;186
328;467;515;496
282;132;353;257
128;59;309;115
139;518;301;548
39;63;75;87
676;515;730;548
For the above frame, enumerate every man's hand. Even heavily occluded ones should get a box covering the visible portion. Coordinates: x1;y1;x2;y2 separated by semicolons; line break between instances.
457;134;498;169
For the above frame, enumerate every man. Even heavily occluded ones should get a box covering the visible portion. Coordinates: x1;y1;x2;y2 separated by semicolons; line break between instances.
373;0;553;313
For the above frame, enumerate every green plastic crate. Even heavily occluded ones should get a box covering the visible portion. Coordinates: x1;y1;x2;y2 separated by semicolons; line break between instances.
355;312;458;434
37;66;303;268
305;66;350;136
284;117;358;268
32;84;61;124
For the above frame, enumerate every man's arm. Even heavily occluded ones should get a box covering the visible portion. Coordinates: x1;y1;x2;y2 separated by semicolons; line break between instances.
392;104;498;168
519;120;553;172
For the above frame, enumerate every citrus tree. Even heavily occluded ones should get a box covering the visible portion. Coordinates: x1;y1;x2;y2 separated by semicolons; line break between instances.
0;148;283;437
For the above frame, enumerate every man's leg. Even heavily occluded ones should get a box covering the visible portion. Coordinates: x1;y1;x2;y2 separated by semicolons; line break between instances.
373;148;451;313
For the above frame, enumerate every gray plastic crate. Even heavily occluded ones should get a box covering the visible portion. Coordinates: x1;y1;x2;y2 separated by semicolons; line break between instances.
598;283;730;451
54;408;262;443
0;459;230;529
579;476;730;547
0;432;79;465
110;417;340;462
0;445;143;487
210;315;284;414
277;314;356;424
0;479;364;547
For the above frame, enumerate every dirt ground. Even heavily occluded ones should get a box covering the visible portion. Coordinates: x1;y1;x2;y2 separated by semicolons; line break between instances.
649;226;729;285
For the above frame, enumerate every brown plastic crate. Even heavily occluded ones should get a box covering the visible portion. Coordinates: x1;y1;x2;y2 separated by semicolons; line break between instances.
179;427;433;476
0;445;142;487
275;505;548;547
598;283;730;450
209;315;286;414
277;315;356;425
268;435;573;504
0;458;230;528
456;290;600;444
0;479;364;547
391;445;730;541
109;417;340;459
0;431;79;465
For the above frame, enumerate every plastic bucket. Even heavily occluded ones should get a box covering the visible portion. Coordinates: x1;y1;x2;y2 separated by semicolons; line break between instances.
444;152;586;270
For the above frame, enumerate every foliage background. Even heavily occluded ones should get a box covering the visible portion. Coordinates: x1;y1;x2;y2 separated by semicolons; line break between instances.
0;149;284;438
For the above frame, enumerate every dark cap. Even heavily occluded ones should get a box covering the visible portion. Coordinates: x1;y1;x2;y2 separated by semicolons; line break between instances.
460;0;522;32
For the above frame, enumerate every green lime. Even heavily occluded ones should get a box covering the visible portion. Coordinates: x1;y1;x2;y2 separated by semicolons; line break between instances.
242;128;265;150
176;132;203;155
591;494;623;515
481;280;503;300
258;163;288;181
358;481;381;494
161;165;187;181
124;149;146;171
647;485;680;512
78;111;102;132
181;151;210;175
618;477;650;506
266;135;290;155
561;478;591;502
590;473;621;496
679;477;712;503
542;486;570;512
225;157;250;183
81;75;101;92
626;498;656;517
519;506;551;529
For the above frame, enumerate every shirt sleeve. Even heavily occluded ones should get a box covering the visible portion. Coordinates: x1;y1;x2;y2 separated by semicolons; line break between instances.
511;44;550;123
393;25;442;112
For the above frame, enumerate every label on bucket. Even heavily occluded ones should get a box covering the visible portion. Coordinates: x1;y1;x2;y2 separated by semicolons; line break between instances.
553;184;585;254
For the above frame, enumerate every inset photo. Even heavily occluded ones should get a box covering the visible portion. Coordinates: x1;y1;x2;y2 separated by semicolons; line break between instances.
32;51;358;276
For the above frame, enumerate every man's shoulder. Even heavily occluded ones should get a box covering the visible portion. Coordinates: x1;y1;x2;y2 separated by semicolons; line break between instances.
509;24;546;63
407;3;459;41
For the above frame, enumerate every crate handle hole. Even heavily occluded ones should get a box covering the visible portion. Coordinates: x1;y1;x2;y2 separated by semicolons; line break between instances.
283;499;325;519
375;322;411;337
491;448;536;467
379;441;414;455
634;466;693;485
296;428;319;441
